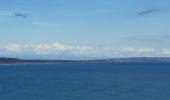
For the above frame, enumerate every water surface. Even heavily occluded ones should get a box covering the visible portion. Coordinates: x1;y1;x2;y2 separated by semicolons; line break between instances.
0;63;170;100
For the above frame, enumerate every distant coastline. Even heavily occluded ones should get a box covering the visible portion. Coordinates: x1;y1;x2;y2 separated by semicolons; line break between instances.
1;57;170;64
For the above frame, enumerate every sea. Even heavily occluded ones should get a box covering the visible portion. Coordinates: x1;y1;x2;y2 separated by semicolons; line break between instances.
0;62;170;100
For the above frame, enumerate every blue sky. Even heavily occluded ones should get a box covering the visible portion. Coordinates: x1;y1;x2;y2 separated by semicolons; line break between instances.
0;0;170;59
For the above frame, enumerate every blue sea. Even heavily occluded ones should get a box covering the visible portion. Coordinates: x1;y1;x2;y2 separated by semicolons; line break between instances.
0;63;170;100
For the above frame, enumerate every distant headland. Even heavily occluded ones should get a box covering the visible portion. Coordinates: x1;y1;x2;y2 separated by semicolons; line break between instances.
0;57;170;64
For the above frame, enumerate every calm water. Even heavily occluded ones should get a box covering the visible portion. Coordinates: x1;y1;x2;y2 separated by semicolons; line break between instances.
0;63;170;100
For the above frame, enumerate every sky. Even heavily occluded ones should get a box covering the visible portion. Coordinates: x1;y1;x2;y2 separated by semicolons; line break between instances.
0;0;170;59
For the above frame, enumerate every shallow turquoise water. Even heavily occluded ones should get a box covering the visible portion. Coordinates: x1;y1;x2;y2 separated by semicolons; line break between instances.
0;63;170;100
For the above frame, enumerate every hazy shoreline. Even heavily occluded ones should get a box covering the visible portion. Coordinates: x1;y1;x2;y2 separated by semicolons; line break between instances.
1;57;170;65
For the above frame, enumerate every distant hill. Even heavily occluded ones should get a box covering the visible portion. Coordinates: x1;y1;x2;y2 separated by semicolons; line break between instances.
87;57;170;63
0;57;170;64
0;57;21;63
0;57;79;64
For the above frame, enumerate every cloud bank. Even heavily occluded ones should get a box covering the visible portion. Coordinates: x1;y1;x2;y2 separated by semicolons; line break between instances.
0;42;170;59
0;43;93;54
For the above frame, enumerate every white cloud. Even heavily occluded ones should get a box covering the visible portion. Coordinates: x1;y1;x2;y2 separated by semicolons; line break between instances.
4;44;21;52
0;42;169;58
0;43;94;56
138;48;155;52
121;48;155;53
161;49;170;55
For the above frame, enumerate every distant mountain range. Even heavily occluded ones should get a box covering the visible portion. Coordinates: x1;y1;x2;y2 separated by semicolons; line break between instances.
0;57;170;64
